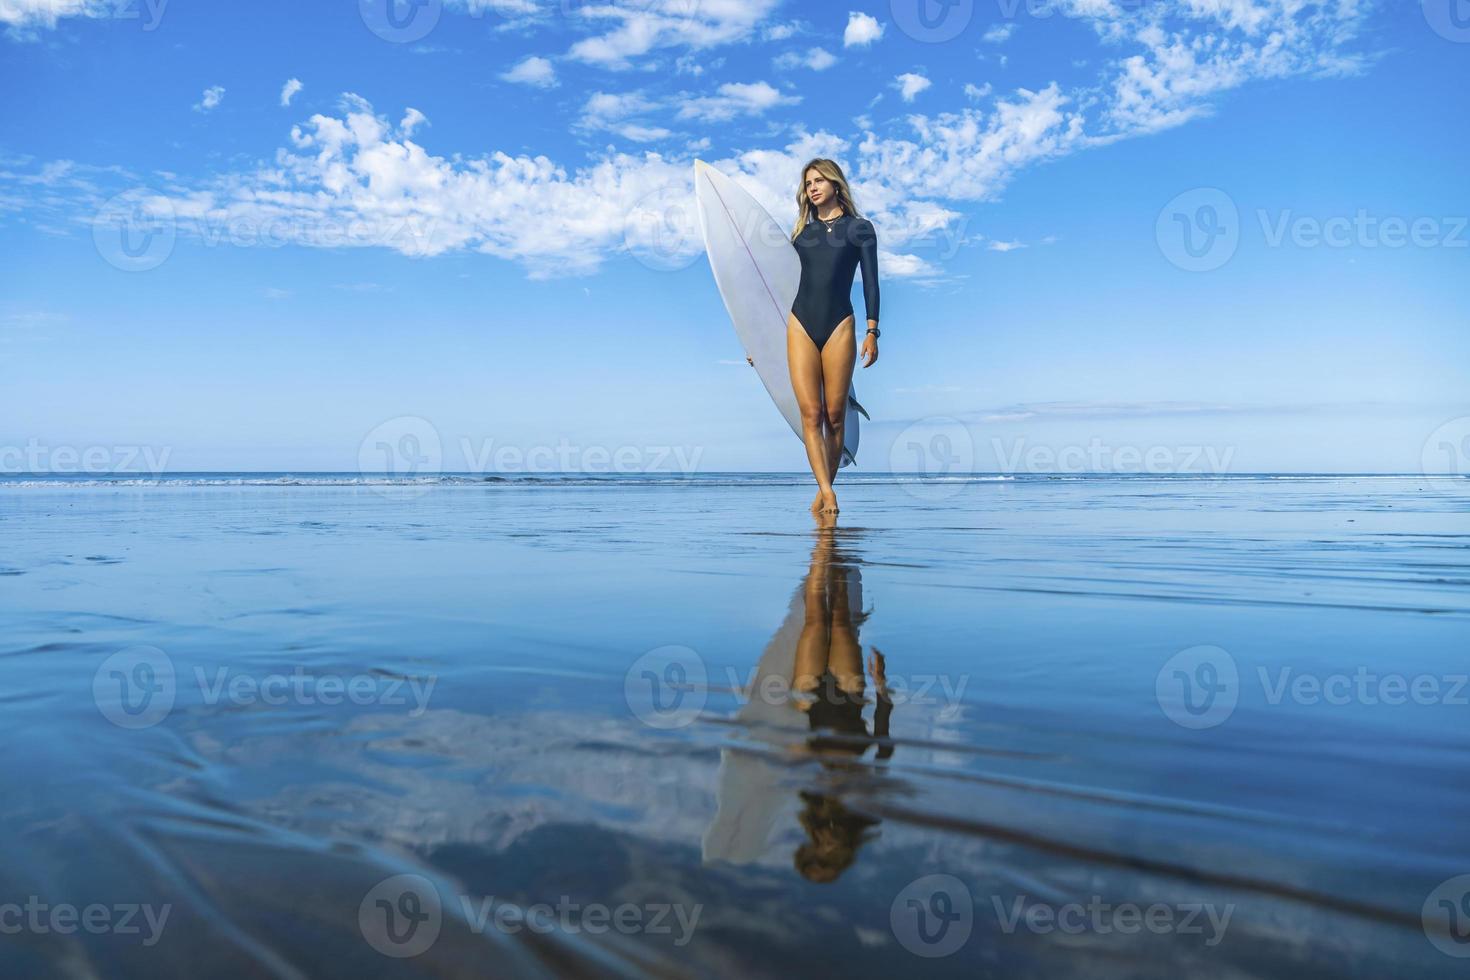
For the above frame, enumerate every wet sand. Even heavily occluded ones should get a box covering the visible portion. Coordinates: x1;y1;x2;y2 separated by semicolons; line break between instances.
1;474;1467;977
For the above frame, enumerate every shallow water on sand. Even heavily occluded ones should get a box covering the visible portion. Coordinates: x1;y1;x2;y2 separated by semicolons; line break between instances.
1;474;1467;978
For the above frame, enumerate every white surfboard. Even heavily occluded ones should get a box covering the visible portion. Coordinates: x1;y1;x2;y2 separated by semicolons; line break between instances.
694;159;867;467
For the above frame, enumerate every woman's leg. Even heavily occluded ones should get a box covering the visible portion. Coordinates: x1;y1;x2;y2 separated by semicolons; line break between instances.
818;317;858;514
788;313;835;509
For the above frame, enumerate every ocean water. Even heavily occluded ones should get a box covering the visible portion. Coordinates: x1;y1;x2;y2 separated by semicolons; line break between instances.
1;473;1466;978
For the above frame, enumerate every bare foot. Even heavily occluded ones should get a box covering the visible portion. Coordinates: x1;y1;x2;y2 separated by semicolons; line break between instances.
818;489;839;515
810;489;824;513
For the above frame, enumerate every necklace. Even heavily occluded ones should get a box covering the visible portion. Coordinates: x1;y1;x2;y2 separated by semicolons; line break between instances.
816;208;843;229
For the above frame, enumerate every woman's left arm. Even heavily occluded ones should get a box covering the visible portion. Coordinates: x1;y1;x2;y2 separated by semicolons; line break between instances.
858;219;880;367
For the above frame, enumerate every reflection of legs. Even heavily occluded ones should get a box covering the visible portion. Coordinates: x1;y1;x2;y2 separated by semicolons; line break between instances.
792;532;835;705
788;314;839;515
827;560;864;701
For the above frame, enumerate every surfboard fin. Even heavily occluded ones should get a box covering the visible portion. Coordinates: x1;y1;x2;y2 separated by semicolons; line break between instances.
848;393;870;421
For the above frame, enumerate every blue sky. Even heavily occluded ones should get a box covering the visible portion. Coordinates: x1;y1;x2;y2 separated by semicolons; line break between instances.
1;0;1466;474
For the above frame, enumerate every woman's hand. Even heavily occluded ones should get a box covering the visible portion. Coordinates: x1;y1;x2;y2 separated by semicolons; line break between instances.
860;330;878;368
867;648;888;699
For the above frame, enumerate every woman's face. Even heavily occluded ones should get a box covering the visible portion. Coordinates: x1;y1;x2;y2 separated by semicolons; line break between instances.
804;169;835;208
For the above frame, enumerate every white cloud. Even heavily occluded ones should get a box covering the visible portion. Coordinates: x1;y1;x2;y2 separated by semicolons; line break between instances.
0;0;106;35
400;108;427;137
1074;0;1375;136
676;81;799;122
894;72;931;102
280;78;304;108
775;47;837;71
807;47;838;70
987;240;1025;251
0;2;1381;284
502;55;557;88
193;86;225;113
858;82;1086;205
983;23;1017;43
565;0;781;69
674;52;726;76
966;400;1260;423
578;91;672;142
843;11;884;48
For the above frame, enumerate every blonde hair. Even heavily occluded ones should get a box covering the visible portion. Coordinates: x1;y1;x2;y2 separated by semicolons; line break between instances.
791;158;864;241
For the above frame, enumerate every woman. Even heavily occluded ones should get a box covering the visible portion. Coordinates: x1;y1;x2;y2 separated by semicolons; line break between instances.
787;158;881;516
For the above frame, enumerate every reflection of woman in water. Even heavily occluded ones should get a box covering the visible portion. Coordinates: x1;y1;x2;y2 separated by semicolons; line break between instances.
789;527;894;883
701;526;894;881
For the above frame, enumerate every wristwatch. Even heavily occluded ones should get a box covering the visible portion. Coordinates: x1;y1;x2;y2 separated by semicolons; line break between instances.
866;326;881;338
